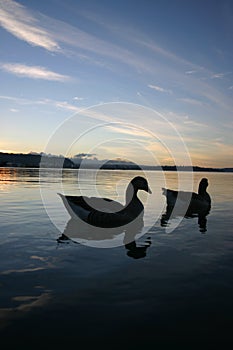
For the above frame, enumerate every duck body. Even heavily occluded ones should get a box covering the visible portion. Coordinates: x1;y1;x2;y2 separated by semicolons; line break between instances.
58;176;151;228
162;178;211;215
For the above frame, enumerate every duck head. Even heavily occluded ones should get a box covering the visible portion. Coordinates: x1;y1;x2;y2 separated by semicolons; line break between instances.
131;176;152;194
198;178;208;194
125;176;151;207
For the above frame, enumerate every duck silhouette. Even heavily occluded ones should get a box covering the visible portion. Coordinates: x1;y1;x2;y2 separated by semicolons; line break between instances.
162;178;211;215
58;176;151;228
161;178;211;232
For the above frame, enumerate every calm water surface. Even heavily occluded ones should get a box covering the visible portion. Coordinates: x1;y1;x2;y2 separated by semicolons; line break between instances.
0;168;232;346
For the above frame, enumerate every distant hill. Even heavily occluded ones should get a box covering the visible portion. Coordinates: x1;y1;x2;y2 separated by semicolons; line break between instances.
100;159;141;170
0;152;74;168
140;165;233;172
70;157;142;169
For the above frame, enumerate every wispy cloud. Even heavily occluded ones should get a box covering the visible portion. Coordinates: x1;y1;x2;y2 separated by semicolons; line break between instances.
0;94;80;112
0;63;71;81
185;70;198;75
73;96;85;101
0;1;149;72
80;11;206;74
165;111;209;130
182;119;208;128
51;100;79;111
177;97;204;106
105;124;153;139
148;84;172;94
211;72;232;79
211;73;225;79
1;1;232;118
0;0;60;52
76;10;233;114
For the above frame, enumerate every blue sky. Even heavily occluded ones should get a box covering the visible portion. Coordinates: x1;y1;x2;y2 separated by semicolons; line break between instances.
0;0;233;167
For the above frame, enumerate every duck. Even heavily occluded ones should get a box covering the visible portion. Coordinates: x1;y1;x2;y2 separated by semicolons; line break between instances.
58;176;152;228
162;178;211;216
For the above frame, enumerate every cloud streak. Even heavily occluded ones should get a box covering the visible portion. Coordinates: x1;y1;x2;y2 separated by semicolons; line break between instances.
0;63;71;81
211;72;232;79
0;1;150;73
0;95;80;112
1;1;233;122
105;124;153;139
0;0;60;51
148;84;172;94
0;0;146;72
177;97;204;106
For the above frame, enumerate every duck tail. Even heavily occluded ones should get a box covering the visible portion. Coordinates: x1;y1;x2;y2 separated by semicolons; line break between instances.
57;192;67;202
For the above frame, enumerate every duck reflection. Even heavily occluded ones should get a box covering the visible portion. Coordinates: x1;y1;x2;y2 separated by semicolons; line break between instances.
57;215;151;259
124;237;151;259
161;205;210;233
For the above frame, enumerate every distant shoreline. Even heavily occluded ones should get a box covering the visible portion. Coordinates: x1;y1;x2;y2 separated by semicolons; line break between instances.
1;166;232;172
0;152;232;172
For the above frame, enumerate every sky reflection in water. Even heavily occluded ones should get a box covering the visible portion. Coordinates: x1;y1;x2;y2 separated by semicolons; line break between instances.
0;168;232;343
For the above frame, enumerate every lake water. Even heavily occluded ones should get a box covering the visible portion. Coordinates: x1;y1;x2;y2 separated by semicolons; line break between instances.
0;168;232;346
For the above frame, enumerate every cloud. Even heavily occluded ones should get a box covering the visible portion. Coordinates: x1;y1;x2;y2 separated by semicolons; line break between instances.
0;63;71;81
0;1;150;72
185;70;197;74
211;73;225;79
0;0;60;51
74;153;96;158
52;100;79;111
165;111;208;129
105;124;153;139
73;96;84;101
189;140;233;168
148;84;172;94
0;95;80;112
0;94;37;105
76;10;233;113
81;10;201;71
211;72;232;79
177;97;204;106
1;2;232;121
182;119;208;129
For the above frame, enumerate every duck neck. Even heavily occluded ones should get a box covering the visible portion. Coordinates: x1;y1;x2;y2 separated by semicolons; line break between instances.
198;183;207;195
125;183;137;206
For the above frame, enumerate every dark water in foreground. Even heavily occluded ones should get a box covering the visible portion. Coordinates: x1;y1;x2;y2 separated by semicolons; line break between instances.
0;168;232;346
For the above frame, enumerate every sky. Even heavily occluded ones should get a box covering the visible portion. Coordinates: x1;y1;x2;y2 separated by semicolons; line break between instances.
0;0;233;167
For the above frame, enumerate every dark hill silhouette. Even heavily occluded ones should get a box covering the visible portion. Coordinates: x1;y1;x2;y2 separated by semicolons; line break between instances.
100;159;141;170
0;152;74;168
0;152;232;171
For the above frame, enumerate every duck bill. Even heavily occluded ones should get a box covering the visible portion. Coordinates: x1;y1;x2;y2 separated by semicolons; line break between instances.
147;187;152;194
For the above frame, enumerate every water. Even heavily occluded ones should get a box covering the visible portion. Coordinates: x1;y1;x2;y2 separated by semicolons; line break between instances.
0;168;232;346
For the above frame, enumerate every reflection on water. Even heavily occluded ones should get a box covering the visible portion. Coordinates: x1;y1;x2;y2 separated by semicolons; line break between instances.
0;168;233;342
124;236;151;259
161;206;211;233
0;292;51;331
57;215;152;258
